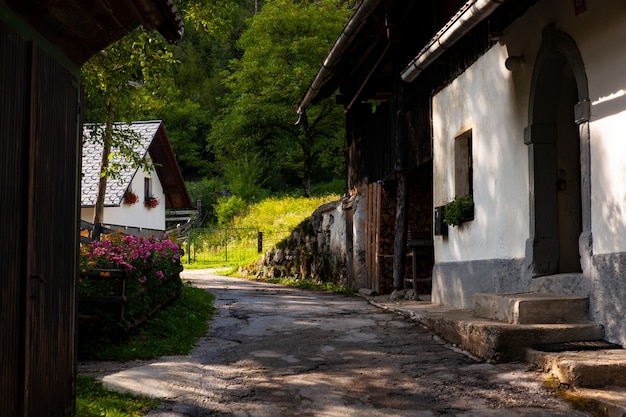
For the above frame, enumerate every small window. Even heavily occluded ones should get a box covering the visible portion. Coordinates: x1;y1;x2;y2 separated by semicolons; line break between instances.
454;130;473;198
144;177;152;200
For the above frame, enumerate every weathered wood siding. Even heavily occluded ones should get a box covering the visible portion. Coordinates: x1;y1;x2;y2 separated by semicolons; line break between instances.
1;17;80;417
0;19;30;417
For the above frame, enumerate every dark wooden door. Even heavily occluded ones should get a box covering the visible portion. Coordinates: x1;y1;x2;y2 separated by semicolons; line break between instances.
0;19;31;417
24;46;80;417
1;19;80;417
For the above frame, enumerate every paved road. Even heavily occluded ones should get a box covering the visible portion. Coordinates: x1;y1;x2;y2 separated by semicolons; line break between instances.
84;272;592;416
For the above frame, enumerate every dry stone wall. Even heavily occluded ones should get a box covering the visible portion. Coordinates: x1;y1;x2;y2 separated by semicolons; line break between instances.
242;200;353;287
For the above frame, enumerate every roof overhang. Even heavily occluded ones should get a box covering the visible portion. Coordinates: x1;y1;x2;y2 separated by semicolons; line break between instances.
296;0;512;117
150;124;193;210
296;0;383;117
1;0;183;65
401;0;504;82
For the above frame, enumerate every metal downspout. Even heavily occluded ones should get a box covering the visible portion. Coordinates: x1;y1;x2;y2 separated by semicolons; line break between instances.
296;0;382;123
400;0;505;83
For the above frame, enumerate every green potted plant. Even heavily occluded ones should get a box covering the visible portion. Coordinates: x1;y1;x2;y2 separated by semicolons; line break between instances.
443;195;474;227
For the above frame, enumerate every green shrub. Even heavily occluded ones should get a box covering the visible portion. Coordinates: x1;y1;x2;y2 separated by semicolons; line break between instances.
223;154;266;202
215;195;248;226
185;177;222;225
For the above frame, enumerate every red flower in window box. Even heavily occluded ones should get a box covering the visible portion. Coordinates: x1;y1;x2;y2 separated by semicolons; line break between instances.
144;195;159;209
123;191;138;205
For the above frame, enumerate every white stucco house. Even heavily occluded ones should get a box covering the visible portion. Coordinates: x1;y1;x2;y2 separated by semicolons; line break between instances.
81;120;192;235
297;0;626;347
419;0;626;346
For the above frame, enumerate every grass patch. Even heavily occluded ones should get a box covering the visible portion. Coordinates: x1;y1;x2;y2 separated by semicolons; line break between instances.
184;192;340;270
81;283;215;361
76;376;158;417
77;283;215;417
249;276;352;293
232;194;339;232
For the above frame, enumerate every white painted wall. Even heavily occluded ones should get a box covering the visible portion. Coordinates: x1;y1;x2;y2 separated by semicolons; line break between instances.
432;44;529;263
501;0;626;255
80;164;166;232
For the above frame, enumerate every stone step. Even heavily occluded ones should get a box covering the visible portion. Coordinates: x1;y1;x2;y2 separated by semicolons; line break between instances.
399;307;604;362
526;347;626;388
473;292;590;324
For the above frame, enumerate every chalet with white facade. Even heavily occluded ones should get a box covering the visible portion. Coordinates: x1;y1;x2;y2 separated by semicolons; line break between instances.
81;120;192;235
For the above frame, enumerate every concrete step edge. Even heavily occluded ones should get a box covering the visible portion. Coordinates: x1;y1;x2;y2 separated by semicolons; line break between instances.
526;348;626;388
473;292;590;324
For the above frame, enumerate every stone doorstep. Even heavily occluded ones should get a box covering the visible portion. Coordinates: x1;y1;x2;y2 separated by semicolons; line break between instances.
362;295;626;411
415;311;604;363
526;349;626;416
365;299;604;362
473;292;590;324
526;348;626;388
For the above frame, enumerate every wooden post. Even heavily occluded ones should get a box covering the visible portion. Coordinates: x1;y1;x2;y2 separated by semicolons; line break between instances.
392;70;408;291
393;172;408;290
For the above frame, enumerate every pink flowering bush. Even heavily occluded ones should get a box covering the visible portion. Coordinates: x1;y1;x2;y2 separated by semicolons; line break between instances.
79;233;183;338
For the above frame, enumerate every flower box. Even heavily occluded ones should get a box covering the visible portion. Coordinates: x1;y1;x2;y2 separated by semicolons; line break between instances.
144;195;159;208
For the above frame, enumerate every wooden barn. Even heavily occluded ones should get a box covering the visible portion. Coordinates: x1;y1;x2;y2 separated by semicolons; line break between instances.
0;1;182;416
296;0;544;296
301;0;626;348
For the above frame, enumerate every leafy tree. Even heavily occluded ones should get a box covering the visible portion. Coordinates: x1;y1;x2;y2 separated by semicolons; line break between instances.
210;0;351;197
82;0;241;233
82;28;177;236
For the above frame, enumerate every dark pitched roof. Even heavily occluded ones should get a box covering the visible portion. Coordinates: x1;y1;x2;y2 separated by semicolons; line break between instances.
81;120;192;209
297;0;540;113
1;0;183;65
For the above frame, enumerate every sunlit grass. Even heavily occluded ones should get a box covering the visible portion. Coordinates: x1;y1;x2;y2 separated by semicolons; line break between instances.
77;284;215;417
184;190;340;269
76;376;158;417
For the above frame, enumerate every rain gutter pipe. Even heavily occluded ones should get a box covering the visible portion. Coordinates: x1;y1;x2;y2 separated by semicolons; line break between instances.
400;0;505;83
296;0;382;125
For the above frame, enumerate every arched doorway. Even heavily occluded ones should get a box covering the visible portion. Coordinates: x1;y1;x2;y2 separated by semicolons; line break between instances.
524;26;592;278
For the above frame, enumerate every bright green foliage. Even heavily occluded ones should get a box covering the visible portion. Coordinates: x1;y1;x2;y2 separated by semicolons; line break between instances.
232;194;339;232
443;195;474;227
215;195;248;225
210;0;352;195
223;153;267;202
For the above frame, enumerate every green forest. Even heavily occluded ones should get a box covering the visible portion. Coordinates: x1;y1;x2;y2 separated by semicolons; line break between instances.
82;0;355;223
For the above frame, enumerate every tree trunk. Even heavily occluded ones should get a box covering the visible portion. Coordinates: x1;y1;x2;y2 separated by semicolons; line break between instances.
302;143;312;198
299;112;312;198
92;107;114;240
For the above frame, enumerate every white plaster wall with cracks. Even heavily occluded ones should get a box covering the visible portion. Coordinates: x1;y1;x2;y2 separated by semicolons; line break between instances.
430;0;626;344
432;44;529;265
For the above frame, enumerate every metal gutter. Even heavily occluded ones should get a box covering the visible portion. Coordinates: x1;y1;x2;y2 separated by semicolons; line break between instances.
400;0;504;83
296;0;382;122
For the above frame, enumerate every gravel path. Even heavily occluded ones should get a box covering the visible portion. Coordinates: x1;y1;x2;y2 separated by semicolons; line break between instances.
79;271;592;416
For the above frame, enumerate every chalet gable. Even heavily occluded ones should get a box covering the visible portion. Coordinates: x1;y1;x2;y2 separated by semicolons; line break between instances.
81;120;191;209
